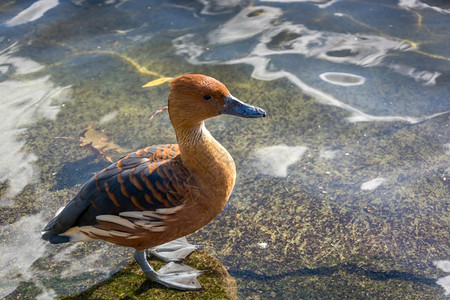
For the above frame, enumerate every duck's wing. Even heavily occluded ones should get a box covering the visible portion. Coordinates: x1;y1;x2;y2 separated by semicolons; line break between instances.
42;144;190;244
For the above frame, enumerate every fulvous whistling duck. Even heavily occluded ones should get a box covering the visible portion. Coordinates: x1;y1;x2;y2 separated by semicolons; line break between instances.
42;74;266;290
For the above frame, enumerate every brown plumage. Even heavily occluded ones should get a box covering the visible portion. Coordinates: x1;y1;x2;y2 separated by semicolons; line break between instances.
42;74;266;253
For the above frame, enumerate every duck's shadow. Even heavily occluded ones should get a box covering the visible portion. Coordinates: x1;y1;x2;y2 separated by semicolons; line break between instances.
229;263;437;286
51;156;110;191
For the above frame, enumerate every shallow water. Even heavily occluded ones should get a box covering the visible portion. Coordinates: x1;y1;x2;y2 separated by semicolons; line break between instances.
0;0;449;298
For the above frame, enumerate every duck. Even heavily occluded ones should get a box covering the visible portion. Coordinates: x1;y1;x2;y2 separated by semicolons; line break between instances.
42;74;266;290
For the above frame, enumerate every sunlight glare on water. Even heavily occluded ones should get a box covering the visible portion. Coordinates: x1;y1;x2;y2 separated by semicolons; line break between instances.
0;43;70;202
0;0;448;298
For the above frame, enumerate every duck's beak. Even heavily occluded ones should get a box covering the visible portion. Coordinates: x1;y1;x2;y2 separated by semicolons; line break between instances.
220;95;266;118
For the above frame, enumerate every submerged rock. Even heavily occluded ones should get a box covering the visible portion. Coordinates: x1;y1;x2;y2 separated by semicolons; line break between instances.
60;250;237;300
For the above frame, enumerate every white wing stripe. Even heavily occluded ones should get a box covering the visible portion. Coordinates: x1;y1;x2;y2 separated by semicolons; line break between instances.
96;215;137;229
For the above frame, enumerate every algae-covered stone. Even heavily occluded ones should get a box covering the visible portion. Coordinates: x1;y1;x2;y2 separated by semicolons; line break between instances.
60;250;237;300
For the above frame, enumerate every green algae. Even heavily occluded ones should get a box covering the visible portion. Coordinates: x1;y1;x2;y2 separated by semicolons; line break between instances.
4;281;42;300
1;7;449;299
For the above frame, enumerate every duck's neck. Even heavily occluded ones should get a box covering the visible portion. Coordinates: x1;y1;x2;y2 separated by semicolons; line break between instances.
175;122;236;202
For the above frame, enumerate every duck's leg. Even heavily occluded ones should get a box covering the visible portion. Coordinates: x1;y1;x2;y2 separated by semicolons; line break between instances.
134;250;202;290
149;237;201;262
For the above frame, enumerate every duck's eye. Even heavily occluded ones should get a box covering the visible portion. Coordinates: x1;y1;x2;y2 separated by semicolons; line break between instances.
203;94;212;101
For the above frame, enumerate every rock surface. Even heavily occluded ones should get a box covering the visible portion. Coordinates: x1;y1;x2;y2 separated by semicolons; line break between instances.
60;250;237;300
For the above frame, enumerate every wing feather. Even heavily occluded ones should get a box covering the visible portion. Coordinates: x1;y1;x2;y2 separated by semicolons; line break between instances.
42;144;189;243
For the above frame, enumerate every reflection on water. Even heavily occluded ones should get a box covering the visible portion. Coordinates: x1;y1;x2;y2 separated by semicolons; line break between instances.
360;177;386;191
319;148;340;160
0;211;129;298
388;64;442;86
434;260;450;296
399;0;450;13
98;111;119;125
252;144;307;177
0;44;70;201
319;72;365;86
256;24;413;67
0;214;46;296
208;6;282;45
262;0;340;8
205;2;423;79
174;4;450;123
0;0;448;298
197;0;242;15
6;0;59;27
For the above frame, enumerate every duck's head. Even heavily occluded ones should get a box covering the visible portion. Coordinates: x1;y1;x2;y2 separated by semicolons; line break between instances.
168;74;266;130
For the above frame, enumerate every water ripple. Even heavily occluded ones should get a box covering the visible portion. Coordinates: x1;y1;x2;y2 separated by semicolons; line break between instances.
174;5;449;124
6;0;59;27
0;45;71;201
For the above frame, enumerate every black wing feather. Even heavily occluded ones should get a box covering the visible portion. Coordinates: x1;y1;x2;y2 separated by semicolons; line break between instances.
42;144;185;243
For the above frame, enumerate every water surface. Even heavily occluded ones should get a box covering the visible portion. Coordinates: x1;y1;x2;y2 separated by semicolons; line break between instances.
0;0;449;298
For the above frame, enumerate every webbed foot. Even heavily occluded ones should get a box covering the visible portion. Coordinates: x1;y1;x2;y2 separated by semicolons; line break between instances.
149;261;202;290
149;237;201;262
134;250;202;290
